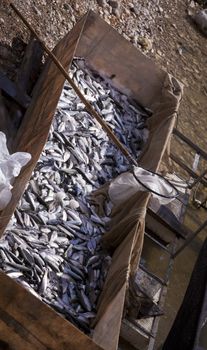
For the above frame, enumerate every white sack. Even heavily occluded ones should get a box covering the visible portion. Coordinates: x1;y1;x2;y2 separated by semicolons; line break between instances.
0;132;31;210
108;166;177;208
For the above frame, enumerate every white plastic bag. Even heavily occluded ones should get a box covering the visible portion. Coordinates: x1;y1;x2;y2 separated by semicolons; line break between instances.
108;166;178;208
0;132;31;210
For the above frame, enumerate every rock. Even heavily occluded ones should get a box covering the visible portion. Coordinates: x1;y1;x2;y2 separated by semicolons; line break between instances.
193;9;207;36
128;2;134;9
96;0;108;7
138;37;153;51
108;0;119;9
125;8;131;15
177;46;183;55
0;18;5;25
195;0;207;6
33;6;41;17
63;3;73;11
202;85;207;96
113;8;121;17
103;8;110;16
0;46;14;61
108;1;122;17
131;33;138;45
158;6;164;13
123;33;130;41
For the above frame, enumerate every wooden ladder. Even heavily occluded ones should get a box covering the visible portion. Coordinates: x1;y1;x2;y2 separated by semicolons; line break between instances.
119;128;207;350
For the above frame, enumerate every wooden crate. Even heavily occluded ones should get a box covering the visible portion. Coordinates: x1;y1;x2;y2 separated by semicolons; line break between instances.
0;11;182;350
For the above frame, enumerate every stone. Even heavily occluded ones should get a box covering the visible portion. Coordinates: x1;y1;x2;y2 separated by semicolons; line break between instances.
138;37;153;51
96;0;108;7
113;8;121;17
131;33;138;45
33;6;41;17
193;9;207;36
128;2;134;10
108;0;119;9
63;3;72;11
108;1;122;17
125;8;131;15
103;8;110;15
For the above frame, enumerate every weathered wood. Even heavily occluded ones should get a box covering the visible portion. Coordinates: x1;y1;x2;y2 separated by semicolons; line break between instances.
173;128;207;161
75;13;166;110
94;285;127;350
0;92;16;142
146;207;190;240
188;168;207;189
93;227;141;350
119;337;139;350
120;319;149;350
0;272;102;350
0;73;30;108
16;36;44;95
0;13;87;235
171;153;207;186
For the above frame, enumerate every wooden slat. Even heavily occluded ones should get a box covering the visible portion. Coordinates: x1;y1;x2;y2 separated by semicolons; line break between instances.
170;153;207;186
0;13;88;236
147;207;190;239
173;128;207;161
0;272;102;350
75;12;166;110
120;319;149;350
0;319;45;350
16;37;43;95
94;285;127;350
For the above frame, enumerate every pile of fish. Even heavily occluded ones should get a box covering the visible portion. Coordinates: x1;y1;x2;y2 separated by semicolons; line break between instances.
0;58;150;333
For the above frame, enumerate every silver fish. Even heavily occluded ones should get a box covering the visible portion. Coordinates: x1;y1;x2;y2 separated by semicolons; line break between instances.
0;57;150;334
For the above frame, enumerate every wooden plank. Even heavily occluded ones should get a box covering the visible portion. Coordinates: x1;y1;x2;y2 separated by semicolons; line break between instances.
161;194;189;223
0;272;102;350
94;285;127;350
75;11;166;110
120;319;149;350
93;226;142;350
0;92;15;143
0;13;88;237
119;337;139;350
16;37;44;95
147;207;190;239
173;128;207;161
0;310;46;350
171;153;207;186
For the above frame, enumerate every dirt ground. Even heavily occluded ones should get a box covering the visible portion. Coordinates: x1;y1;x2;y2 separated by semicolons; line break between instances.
1;0;206;163
0;0;207;348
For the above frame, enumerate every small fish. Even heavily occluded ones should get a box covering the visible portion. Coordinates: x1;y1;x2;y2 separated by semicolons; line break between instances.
6;261;31;272
78;289;92;312
0;57;150;334
39;269;48;295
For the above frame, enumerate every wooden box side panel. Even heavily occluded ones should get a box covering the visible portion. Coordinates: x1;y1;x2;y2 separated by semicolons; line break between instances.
0;272;102;350
75;11;166;110
0;14;87;236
